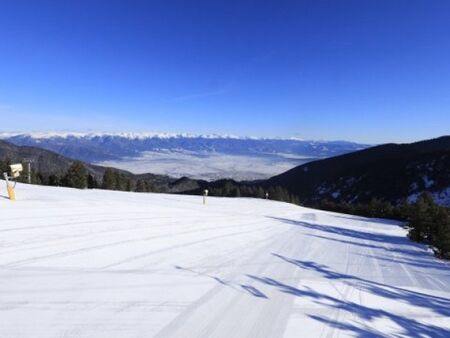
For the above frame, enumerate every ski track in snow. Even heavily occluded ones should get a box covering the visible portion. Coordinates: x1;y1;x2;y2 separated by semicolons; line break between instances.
1;183;450;338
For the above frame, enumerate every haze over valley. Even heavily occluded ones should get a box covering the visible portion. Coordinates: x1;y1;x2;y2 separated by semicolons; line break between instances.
0;132;367;180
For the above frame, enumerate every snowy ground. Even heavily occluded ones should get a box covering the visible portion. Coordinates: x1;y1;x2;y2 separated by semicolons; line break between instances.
1;183;450;338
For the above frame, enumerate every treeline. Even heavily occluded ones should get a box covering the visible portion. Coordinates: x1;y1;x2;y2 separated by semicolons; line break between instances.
1;159;100;189
318;198;401;219
0;159;156;193
317;193;450;259
3;158;448;258
203;180;300;205
0;158;52;185
66;164;155;192
101;168;154;192
1;158;299;203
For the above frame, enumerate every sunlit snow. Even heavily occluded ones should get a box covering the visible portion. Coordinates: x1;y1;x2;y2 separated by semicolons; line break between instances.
1;184;449;337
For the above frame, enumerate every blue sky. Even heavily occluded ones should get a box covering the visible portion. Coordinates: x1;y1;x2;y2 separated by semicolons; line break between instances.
0;0;449;143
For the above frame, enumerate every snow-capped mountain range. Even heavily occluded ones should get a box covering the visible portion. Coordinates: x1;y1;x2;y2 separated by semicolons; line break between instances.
0;132;368;180
0;131;269;140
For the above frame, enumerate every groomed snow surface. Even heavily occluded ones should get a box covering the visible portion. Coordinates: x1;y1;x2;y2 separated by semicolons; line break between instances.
1;184;450;338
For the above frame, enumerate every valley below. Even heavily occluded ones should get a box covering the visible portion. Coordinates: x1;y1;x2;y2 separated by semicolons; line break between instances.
95;150;313;180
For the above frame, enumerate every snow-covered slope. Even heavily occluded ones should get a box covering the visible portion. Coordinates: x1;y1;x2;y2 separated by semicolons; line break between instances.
1;184;449;337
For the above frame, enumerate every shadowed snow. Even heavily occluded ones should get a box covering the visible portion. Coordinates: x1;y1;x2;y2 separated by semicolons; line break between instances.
1;183;449;337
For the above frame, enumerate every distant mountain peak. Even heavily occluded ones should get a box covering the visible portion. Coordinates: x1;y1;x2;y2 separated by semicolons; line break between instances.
0;131;292;141
0;131;368;180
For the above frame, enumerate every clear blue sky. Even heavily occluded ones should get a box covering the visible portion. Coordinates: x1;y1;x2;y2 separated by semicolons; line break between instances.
1;0;449;143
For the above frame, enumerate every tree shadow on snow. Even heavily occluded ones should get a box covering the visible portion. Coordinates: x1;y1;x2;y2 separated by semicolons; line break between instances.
269;216;407;245
333;214;402;226
269;216;431;259
354;253;450;274
247;253;450;337
270;215;450;273
301;231;428;259
174;265;268;299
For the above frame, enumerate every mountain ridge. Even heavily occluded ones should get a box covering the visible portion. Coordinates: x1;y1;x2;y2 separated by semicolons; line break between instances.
267;135;450;206
1;132;368;180
2;135;449;206
0;139;203;193
0;131;364;142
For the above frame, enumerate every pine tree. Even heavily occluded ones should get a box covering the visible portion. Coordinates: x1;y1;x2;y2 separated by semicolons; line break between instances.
144;181;153;192
135;179;146;192
257;186;265;199
409;192;439;243
64;161;88;189
87;174;98;189
427;206;450;257
380;201;394;219
126;179;134;192
0;158;12;175
291;194;300;205
48;174;61;186
395;199;412;221
115;172;127;191
235;187;241;197
102;168;116;190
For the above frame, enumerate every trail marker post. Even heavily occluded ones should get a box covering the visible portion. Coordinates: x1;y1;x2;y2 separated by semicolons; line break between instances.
3;163;23;201
203;189;208;205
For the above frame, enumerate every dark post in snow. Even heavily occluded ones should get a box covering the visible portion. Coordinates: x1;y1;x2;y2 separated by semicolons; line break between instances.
24;159;34;184
27;162;31;184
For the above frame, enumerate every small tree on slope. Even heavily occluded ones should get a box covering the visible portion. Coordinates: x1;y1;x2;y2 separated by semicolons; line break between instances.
64;161;88;189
